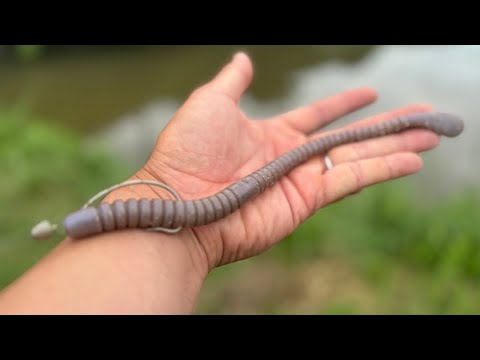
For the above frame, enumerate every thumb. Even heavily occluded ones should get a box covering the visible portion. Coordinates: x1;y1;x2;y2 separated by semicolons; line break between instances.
205;52;254;102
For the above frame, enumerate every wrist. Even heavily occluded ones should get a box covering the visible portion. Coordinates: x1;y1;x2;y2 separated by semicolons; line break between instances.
102;168;223;272
82;228;209;314
79;174;211;313
1;227;209;314
102;169;219;269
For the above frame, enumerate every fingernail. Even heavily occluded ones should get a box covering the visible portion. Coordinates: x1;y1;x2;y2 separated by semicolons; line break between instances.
233;51;248;61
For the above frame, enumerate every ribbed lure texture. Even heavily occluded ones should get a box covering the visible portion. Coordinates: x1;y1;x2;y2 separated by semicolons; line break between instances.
63;112;464;239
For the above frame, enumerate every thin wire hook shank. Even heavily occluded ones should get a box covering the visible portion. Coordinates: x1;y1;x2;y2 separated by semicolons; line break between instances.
83;179;182;208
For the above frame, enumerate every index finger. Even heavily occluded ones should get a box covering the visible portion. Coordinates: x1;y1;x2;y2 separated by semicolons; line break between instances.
276;87;378;134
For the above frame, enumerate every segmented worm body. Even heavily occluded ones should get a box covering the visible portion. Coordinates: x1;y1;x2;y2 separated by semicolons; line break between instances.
64;112;464;239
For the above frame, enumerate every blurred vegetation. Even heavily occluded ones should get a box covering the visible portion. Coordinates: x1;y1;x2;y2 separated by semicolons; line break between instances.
0;45;374;134
199;180;480;314
0;104;132;288
12;46;46;63
0;104;478;314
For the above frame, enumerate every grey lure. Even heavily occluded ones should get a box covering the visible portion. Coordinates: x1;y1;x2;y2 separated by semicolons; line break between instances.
32;112;464;240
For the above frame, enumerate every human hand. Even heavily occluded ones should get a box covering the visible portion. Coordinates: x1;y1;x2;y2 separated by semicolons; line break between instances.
108;52;439;273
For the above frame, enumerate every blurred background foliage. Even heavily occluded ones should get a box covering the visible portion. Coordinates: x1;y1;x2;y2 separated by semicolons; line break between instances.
0;45;477;314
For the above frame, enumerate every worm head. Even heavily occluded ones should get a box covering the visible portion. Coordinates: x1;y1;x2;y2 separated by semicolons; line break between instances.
434;113;465;137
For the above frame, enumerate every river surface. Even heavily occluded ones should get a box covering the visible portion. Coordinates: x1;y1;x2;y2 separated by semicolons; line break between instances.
1;45;477;199
91;46;478;199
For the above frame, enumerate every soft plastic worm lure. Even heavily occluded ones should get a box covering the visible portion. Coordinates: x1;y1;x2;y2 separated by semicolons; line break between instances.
31;112;464;240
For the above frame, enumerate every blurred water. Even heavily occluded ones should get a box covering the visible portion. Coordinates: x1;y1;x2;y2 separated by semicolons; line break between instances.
89;45;479;198
278;45;478;198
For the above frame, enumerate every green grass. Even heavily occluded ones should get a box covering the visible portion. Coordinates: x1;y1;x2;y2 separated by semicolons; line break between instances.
271;179;480;277
1;105;479;314
0;104;131;288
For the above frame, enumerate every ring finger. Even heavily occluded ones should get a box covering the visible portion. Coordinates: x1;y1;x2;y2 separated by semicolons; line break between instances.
306;104;439;171
322;128;440;171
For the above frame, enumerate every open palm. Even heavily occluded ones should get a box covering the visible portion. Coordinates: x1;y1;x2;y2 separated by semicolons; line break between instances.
127;53;439;270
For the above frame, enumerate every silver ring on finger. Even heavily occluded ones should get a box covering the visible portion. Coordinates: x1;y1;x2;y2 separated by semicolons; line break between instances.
324;153;334;170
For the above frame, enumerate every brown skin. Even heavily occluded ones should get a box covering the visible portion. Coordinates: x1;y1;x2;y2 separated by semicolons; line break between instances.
0;53;439;314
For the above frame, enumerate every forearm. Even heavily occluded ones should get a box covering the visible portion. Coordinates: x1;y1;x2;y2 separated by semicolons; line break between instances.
0;226;208;315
